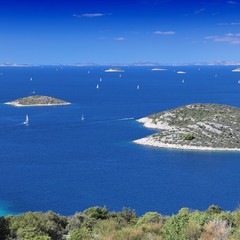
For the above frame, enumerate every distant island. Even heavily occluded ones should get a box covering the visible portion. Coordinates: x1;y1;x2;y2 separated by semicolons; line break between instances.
5;95;71;107
177;71;186;74
105;68;125;72
232;68;240;72
0;63;35;67
134;104;240;151
151;68;167;71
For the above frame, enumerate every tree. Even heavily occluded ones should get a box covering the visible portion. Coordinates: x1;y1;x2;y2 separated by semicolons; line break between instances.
7;211;67;240
83;206;108;220
0;216;10;239
206;205;222;215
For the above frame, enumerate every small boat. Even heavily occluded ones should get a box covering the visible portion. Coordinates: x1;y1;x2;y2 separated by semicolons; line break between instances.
215;74;218;78
23;114;29;125
238;80;240;84
96;84;99;89
30;77;33;81
100;78;102;82
182;79;185;83
137;85;140;90
119;74;122;78
81;114;85;121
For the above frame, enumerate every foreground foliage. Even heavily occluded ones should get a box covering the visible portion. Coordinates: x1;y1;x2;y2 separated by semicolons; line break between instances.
2;205;240;239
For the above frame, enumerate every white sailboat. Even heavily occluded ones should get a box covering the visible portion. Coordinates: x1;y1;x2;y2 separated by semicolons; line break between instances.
96;84;99;89
137;85;140;90
100;78;102;82
23;114;29;125
30;77;32;81
81;114;85;121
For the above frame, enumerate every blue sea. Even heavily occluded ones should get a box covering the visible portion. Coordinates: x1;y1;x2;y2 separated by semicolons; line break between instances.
0;65;240;216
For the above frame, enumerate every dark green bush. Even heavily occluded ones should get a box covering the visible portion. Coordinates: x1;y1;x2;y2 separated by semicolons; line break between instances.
182;133;195;140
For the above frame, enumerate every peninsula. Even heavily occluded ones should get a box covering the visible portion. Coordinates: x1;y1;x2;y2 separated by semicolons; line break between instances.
5;95;71;107
134;104;240;151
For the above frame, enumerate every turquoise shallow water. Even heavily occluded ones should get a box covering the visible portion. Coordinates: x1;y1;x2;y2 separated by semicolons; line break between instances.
0;66;240;216
0;201;18;216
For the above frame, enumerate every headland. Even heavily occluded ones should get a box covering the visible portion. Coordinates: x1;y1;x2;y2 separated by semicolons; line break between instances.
134;104;240;151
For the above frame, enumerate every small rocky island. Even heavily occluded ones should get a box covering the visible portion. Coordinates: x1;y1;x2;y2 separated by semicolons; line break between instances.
5;95;70;107
105;68;125;72
134;104;240;151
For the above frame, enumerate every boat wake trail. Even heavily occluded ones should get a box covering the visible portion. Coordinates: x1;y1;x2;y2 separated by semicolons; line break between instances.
117;117;135;121
86;117;135;125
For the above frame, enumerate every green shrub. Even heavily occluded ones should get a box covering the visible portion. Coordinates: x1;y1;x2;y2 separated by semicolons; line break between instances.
206;205;222;215
69;227;92;240
161;208;190;240
182;133;195;141
8;211;67;240
137;212;164;225
84;206;108;220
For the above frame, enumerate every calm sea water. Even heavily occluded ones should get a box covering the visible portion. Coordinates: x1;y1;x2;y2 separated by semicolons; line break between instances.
0;65;240;216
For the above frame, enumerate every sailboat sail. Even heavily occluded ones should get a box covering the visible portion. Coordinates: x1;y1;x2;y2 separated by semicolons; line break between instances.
24;114;29;125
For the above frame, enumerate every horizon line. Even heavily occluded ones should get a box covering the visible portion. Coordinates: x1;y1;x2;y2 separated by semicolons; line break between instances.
1;61;240;67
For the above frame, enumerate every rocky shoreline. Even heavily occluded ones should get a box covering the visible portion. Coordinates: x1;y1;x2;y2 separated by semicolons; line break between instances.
134;104;240;151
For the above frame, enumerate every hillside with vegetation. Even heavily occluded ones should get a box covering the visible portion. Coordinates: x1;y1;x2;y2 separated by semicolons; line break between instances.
1;205;240;239
135;104;240;151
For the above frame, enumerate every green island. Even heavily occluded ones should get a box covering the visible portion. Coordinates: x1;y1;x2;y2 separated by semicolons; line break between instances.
5;95;71;107
134;104;240;151
1;205;240;239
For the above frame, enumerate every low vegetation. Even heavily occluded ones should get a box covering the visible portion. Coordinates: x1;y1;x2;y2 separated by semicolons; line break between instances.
182;133;195;141
2;205;240;239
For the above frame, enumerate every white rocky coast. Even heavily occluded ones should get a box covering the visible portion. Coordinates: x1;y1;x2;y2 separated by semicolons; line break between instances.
134;104;240;151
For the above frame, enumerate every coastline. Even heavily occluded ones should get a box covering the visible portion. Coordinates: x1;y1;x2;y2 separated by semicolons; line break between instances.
135;117;240;152
5;102;71;107
134;137;240;152
137;117;174;130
